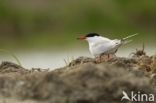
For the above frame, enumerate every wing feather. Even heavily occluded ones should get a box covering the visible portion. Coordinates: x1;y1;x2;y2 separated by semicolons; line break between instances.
91;40;119;56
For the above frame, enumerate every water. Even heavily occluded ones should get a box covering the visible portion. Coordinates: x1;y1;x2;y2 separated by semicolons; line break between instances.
0;47;155;70
0;50;90;69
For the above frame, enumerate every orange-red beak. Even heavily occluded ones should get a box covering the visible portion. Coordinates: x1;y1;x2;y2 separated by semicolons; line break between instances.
77;36;86;40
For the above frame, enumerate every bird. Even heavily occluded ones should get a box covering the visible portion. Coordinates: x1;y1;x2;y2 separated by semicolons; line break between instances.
77;33;138;62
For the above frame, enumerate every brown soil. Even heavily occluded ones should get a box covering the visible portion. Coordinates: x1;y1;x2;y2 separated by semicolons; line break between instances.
0;50;156;103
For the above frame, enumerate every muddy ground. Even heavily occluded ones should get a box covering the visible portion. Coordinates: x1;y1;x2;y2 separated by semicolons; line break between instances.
0;49;156;103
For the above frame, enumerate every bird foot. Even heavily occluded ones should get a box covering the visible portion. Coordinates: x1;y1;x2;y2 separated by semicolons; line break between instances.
95;54;116;63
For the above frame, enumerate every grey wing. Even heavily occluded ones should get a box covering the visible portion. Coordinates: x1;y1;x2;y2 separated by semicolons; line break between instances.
92;40;119;55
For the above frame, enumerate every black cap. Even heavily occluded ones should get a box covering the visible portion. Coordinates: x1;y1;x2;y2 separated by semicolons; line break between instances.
85;33;100;37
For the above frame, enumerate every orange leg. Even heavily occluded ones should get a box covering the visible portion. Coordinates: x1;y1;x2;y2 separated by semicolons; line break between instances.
104;54;116;61
107;54;116;61
108;54;110;60
96;54;116;63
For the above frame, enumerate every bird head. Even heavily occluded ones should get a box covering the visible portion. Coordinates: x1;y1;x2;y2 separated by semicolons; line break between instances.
77;33;100;41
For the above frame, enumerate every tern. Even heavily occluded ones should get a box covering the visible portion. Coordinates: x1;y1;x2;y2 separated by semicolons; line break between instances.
77;33;138;61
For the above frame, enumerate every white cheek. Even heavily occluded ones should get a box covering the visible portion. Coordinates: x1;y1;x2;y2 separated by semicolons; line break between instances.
86;37;95;42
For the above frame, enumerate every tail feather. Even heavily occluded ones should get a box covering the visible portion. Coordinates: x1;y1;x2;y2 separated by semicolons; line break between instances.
122;33;138;40
121;33;138;45
122;39;133;45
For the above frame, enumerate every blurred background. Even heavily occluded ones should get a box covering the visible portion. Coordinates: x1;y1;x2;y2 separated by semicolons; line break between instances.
0;0;156;69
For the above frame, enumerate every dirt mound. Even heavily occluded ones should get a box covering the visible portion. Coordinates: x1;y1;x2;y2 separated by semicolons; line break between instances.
0;51;156;103
0;62;28;73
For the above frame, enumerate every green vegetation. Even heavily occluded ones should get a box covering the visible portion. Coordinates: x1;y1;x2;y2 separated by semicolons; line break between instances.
0;49;22;65
0;0;156;49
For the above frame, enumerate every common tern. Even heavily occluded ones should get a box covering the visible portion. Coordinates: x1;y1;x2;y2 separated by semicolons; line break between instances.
77;33;138;61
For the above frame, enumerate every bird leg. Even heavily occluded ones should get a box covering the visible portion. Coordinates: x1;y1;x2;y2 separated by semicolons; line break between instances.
107;54;110;60
102;54;116;62
104;54;111;61
107;54;117;61
95;54;116;63
95;55;102;63
95;54;108;63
